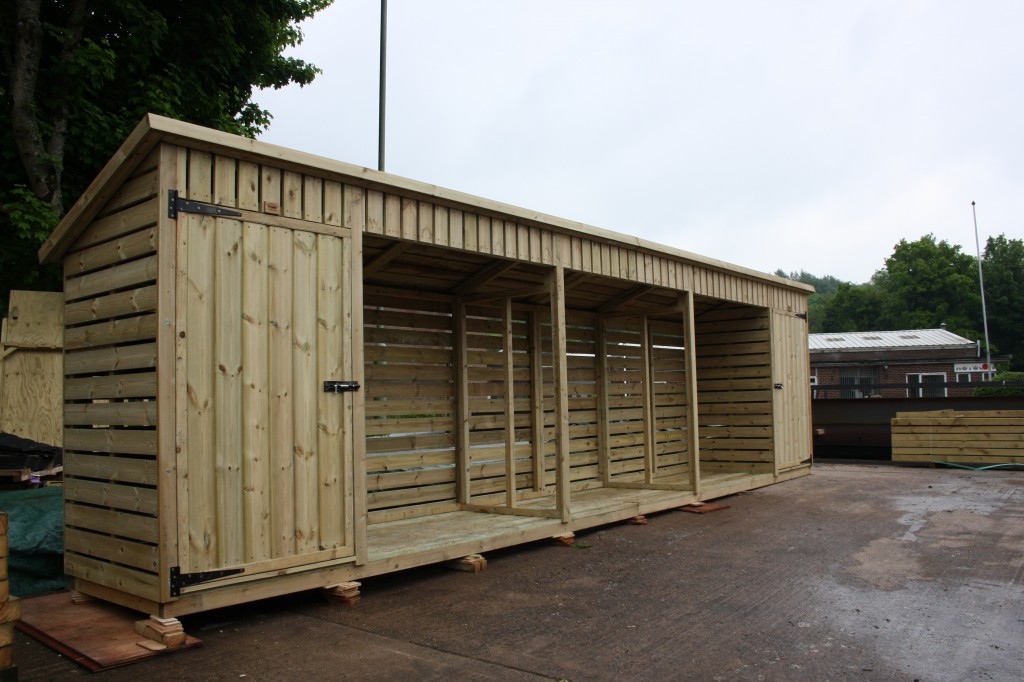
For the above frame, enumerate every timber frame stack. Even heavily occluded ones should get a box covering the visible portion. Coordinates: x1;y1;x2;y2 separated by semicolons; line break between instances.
892;410;1024;465
39;115;814;618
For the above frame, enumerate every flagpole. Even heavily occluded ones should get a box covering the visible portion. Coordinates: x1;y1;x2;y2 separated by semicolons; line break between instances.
971;201;993;379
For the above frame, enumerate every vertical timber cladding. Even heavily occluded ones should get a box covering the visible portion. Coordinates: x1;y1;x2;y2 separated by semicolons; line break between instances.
62;147;162;601
770;310;812;471
175;148;359;581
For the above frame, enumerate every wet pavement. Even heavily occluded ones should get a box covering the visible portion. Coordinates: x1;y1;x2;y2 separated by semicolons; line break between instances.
15;463;1024;681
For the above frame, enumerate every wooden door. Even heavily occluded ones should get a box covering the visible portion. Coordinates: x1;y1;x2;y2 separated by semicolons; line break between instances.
175;209;357;588
770;310;812;472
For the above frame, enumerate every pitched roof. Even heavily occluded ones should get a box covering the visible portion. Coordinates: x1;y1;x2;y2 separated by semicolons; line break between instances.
809;328;975;351
36;115;813;295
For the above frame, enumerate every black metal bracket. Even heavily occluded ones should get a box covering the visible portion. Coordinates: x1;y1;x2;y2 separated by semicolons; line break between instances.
324;380;361;393
169;566;245;597
168;189;243;220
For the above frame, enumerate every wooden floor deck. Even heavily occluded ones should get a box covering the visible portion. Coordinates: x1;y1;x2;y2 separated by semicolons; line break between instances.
364;469;805;569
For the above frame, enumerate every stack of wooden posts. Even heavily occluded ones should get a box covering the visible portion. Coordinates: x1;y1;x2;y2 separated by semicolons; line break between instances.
0;291;64;450
891;410;1024;465
0;512;19;677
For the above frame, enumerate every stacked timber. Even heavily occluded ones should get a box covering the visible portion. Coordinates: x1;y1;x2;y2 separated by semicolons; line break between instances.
0;512;18;675
891;410;1024;465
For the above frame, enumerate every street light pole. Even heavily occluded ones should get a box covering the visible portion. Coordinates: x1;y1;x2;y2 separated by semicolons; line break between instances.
972;201;994;379
378;0;387;172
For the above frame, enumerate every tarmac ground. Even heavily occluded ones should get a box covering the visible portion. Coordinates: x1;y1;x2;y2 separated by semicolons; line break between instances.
14;462;1024;681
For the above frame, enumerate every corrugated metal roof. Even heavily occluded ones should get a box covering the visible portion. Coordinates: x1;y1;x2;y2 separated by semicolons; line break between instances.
809;328;976;351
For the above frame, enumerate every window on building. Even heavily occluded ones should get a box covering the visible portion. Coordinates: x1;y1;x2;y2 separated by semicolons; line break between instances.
907;372;947;398
839;366;878;398
956;373;972;383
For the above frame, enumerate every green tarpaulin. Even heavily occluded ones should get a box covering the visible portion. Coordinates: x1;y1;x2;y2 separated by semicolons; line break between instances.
0;487;69;596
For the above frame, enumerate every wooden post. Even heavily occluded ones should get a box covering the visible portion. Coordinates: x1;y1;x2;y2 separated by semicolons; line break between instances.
453;300;471;504
345;185;369;565
0;513;15;672
596;316;611;485
640;316;656;484
548;265;571;523
529;311;546;491
503;297;517;508
681;291;701;495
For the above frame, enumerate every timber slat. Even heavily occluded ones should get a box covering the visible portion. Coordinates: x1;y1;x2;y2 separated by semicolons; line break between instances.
64;477;158;515
65;451;158;485
892;410;1024;463
64;343;158;375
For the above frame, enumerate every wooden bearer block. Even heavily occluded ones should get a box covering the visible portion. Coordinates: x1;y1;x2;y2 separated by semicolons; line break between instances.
0;623;11;668
444;554;487;573
133;615;187;648
0;598;20;625
551;533;575;547
676;502;730;514
71;590;97;605
324;581;362;606
629;515;648;525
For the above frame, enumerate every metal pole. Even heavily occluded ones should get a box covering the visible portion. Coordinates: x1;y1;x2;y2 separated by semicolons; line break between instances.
972;201;994;379
378;0;387;171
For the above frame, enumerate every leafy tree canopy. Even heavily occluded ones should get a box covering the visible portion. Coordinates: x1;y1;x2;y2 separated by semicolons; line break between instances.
779;233;1024;369
1;0;332;311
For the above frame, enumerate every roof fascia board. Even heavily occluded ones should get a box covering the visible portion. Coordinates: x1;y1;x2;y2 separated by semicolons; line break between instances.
39;114;814;294
38;114;161;264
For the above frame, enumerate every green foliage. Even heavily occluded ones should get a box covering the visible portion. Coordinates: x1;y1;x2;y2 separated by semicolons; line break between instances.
1;0;333;311
816;282;885;334
973;371;1024;397
871;234;980;337
775;269;845;333
775;269;843;297
982;235;1024;370
782;234;1024;365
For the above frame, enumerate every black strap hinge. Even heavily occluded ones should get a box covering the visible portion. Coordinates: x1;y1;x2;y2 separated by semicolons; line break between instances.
168;189;243;219
169;566;245;596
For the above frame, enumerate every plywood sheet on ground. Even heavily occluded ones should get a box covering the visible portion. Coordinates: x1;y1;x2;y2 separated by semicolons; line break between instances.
16;591;201;671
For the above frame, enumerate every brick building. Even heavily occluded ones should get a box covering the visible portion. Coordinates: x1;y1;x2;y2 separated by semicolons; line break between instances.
810;328;999;399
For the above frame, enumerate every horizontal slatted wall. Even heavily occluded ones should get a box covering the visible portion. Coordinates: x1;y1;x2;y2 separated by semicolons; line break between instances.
464;305;541;502
649;319;690;480
560;312;603;489
604;318;647;482
694;304;774;473
364;290;457;523
62;148;162;601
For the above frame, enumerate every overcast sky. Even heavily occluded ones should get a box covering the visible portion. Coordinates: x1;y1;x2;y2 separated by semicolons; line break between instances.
256;0;1024;283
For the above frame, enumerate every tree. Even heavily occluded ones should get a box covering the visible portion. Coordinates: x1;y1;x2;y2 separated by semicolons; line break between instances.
816;282;885;333
982;235;1024;369
870;234;981;338
774;269;847;333
1;0;332;312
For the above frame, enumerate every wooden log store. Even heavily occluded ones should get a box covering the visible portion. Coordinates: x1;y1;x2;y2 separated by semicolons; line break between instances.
38;115;814;618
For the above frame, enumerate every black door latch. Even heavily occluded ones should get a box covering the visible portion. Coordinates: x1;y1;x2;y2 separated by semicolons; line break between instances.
324;381;361;393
